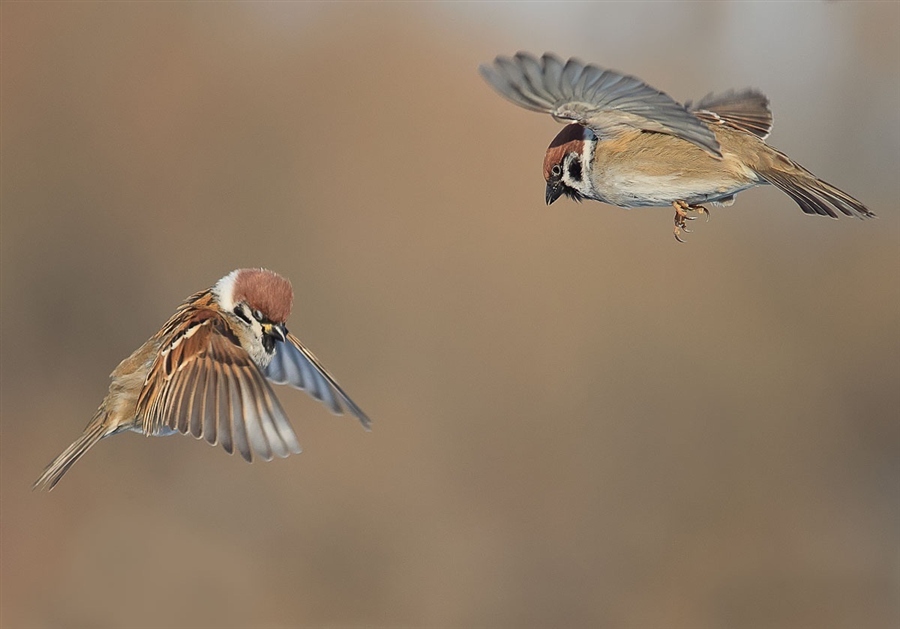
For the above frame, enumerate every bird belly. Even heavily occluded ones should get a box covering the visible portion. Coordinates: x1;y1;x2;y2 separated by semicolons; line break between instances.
591;169;755;208
588;134;761;208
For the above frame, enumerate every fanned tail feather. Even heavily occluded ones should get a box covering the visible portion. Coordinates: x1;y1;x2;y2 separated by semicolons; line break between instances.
33;417;107;491
757;155;875;220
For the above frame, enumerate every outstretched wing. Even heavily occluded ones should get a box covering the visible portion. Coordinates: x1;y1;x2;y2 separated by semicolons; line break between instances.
265;333;371;430
137;310;302;462
479;52;722;157
687;89;773;139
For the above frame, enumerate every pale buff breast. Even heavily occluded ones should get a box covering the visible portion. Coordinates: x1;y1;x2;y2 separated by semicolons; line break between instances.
588;127;763;208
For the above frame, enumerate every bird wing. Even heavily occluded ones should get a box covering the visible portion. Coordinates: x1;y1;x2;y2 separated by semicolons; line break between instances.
687;89;773;139
479;52;722;157
136;310;302;462
264;333;371;430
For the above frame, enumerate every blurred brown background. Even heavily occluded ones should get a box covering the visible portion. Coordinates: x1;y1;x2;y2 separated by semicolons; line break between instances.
2;3;898;628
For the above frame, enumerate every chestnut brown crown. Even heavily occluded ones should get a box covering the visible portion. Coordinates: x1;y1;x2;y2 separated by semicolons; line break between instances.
232;269;294;324
543;124;586;182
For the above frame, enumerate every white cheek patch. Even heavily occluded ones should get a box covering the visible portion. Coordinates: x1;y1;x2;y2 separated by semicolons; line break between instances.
561;134;597;196
580;137;595;185
213;269;240;313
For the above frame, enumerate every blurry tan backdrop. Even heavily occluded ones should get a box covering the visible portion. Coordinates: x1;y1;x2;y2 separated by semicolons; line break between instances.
2;2;898;628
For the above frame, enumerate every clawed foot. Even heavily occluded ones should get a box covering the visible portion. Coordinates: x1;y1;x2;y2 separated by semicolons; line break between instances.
672;201;710;242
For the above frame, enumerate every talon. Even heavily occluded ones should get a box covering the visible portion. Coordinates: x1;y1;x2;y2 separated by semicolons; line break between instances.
672;201;707;240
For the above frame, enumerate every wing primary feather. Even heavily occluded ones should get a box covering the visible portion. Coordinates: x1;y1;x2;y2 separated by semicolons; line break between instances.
196;361;216;446
256;374;302;456
163;369;181;434
506;54;554;106
481;52;722;157
168;373;189;434
294;350;317;396
217;362;234;456
285;348;306;388
246;370;289;459
485;58;547;112
183;362;203;439
226;364;252;462
175;362;194;435
560;57;584;101
290;336;372;429
186;361;204;439
314;370;342;415
540;53;564;98
516;53;556;104
238;368;273;461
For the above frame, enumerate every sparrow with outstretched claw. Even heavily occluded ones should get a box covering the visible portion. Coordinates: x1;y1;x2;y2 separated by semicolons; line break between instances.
479;52;874;241
34;268;370;490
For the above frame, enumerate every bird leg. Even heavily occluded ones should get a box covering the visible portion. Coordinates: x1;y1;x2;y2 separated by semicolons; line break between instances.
672;200;710;242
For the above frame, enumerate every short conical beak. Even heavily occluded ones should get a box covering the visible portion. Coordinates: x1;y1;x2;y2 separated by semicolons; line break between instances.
262;322;287;343
546;182;564;205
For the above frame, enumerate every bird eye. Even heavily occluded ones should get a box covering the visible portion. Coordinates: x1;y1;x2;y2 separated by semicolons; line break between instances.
252;309;264;322
551;164;562;177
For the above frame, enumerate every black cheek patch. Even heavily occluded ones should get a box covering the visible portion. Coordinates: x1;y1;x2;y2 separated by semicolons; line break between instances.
234;305;252;325
567;158;582;181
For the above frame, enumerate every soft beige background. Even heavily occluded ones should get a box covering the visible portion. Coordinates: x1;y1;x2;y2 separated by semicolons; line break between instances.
2;2;898;628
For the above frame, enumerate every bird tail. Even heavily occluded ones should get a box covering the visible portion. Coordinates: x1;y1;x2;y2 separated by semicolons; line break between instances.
33;414;108;491
756;150;875;219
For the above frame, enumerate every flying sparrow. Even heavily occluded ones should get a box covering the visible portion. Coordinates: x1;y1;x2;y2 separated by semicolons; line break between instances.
479;52;875;241
34;268;370;490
